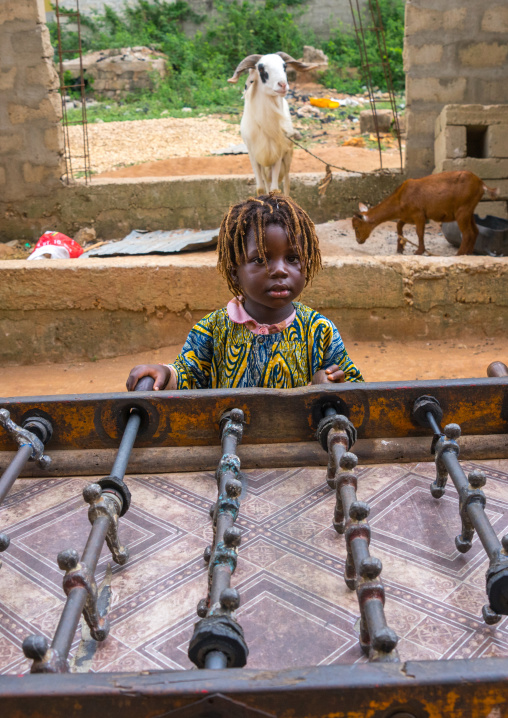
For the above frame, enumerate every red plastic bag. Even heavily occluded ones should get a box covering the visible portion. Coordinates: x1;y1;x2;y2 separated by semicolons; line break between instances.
28;232;84;260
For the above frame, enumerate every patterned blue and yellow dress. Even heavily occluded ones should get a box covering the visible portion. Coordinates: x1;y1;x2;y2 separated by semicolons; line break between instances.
168;302;363;389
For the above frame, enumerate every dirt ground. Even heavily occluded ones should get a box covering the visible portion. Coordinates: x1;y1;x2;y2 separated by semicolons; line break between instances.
68;82;404;179
94;145;402;179
2;337;507;398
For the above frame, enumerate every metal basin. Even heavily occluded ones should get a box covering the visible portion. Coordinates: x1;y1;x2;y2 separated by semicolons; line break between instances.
442;214;508;256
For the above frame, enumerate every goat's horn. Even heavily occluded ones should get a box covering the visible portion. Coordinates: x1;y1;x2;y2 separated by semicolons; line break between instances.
276;51;320;73
227;55;262;84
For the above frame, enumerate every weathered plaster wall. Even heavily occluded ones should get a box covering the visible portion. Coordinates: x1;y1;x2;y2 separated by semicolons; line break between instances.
404;0;508;177
0;172;403;242
0;0;64;203
1;254;506;365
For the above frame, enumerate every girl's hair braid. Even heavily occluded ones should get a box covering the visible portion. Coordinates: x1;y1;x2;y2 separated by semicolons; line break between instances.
217;191;322;296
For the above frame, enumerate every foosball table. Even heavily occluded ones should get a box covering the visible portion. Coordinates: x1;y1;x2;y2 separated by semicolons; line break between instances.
1;366;508;717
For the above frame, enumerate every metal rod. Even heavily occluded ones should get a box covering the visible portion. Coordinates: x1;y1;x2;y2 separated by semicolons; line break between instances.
204;651;228;670
111;412;141;480
51;515;109;657
0;444;32;503
188;409;249;670
316;409;398;661
413;394;508;624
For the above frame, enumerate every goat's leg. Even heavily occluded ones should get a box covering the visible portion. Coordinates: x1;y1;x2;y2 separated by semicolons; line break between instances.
456;213;479;255
414;219;426;255
396;220;406;254
248;152;266;195
269;158;283;192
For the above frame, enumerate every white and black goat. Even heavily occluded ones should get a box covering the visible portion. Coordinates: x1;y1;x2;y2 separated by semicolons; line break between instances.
228;52;313;195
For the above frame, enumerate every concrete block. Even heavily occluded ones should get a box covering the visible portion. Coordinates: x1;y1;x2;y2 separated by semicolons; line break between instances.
23;162;47;184
406;77;467;105
0;167;5;185
0;0;44;26
437;104;508;127
405;4;466;33
459;43;508;68
439;157;508;179
405;145;435;177
0;133;23;153
487;179;508;201
406;109;437;137
487;125;508;159
404;43;443;71
435;125;467;167
476;201;508;220
25;59;60;91
359;109;394;134
0;67;16;91
8;97;57;125
44;127;64;153
482;6;508;32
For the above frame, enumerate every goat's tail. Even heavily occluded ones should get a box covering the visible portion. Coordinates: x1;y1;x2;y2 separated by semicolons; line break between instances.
483;183;499;199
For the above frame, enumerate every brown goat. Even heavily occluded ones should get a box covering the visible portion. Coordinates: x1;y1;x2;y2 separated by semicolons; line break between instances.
352;171;499;255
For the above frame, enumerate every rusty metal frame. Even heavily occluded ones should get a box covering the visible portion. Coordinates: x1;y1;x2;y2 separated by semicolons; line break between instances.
1;378;508;715
1;377;507;451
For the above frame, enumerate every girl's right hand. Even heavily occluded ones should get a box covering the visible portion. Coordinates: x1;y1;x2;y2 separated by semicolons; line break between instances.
126;364;171;391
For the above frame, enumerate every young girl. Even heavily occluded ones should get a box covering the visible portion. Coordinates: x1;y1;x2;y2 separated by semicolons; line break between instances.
126;193;363;391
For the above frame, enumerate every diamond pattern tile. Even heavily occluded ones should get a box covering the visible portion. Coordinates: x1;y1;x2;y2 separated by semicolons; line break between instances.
1;458;508;674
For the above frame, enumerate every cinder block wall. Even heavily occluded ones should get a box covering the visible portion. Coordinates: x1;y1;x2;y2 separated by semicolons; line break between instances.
404;0;508;177
0;0;64;203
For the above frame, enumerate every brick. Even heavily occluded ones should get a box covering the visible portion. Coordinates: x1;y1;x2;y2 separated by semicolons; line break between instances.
476;201;508;220
435;125;467;167
459;43;508;68
437;104;508;127
487;125;508;158
405;5;467;33
44;127;64;153
406;77;466;105
439;158;508;179
0;0;44;26
404;43;443;71
482;6;508;32
0;67;16;91
0;133;23;153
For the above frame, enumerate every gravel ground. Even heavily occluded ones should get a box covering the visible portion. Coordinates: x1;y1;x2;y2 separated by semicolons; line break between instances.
69;116;243;174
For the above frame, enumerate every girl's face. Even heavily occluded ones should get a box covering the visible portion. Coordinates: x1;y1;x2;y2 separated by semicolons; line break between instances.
230;223;306;324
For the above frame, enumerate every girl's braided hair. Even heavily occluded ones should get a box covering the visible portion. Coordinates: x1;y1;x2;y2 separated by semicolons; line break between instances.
217;191;322;296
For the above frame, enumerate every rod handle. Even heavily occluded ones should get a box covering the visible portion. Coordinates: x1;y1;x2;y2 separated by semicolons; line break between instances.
487;361;508;378
134;376;155;391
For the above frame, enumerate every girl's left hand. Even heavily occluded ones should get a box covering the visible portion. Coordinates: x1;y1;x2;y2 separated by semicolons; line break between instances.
311;365;346;384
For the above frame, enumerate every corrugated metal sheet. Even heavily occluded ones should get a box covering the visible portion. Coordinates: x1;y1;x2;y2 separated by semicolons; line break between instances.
84;228;219;257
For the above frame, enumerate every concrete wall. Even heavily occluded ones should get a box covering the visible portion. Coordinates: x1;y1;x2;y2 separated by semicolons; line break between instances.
56;0;363;40
404;0;508;177
0;0;64;203
0;172;403;242
1;253;506;365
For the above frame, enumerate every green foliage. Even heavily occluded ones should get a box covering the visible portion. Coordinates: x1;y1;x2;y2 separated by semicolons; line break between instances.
49;0;404;119
322;0;405;92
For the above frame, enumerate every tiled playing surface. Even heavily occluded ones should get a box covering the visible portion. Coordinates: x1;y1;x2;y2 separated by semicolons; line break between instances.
1;460;508;674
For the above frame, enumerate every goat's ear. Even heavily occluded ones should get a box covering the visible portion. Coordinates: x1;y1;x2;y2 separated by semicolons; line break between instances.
276;52;320;73
228;54;262;83
358;202;369;213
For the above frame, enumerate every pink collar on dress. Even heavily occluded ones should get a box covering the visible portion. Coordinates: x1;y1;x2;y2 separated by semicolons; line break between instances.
226;297;296;335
